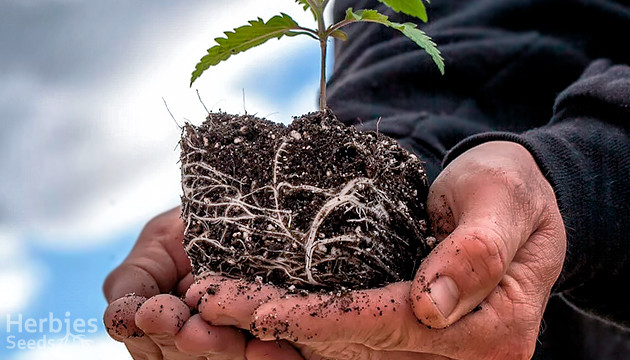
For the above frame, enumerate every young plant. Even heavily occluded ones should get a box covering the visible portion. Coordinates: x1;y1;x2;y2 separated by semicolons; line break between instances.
181;0;439;291
190;0;444;111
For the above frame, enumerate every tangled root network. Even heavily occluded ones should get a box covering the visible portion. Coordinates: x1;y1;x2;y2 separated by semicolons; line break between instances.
180;110;434;291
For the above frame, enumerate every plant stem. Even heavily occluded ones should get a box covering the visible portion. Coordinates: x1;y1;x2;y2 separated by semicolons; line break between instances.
317;7;327;110
319;37;327;110
327;18;355;34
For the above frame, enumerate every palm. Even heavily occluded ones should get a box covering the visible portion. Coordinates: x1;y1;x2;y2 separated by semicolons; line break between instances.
104;207;249;360
193;142;567;360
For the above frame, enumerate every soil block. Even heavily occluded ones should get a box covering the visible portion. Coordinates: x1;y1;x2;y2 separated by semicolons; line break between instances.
180;109;434;291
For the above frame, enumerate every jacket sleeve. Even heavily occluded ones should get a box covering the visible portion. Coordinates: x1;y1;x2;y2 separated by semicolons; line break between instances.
330;0;630;327
443;59;630;327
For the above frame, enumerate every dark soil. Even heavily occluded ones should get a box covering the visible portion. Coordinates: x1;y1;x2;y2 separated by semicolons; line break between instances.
180;109;434;291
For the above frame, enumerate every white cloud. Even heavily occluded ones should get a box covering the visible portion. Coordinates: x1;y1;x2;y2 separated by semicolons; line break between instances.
0;271;39;315
1;0;327;248
0;230;44;314
11;335;131;360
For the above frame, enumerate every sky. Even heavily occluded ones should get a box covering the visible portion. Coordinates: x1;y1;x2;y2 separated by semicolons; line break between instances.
0;0;331;358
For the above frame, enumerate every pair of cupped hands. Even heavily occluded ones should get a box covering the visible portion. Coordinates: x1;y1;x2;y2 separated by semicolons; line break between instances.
103;141;567;360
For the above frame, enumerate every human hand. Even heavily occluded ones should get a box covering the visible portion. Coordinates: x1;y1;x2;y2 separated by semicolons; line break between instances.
103;207;249;359
190;278;448;360
193;141;567;359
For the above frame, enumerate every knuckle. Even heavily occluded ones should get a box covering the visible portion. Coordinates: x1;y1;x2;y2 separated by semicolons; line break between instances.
461;229;507;282
460;161;528;194
143;213;175;238
457;166;537;214
142;207;182;239
368;327;411;351
103;264;147;301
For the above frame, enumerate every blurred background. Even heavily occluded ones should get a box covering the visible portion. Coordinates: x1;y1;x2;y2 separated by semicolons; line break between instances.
0;1;332;358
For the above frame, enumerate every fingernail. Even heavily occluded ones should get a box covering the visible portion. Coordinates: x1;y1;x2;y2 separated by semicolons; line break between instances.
428;276;459;319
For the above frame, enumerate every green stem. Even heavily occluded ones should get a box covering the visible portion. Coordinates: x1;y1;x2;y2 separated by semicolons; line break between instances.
316;6;327;110
304;0;319;11
319;35;327;110
295;26;320;39
304;0;331;110
327;19;356;34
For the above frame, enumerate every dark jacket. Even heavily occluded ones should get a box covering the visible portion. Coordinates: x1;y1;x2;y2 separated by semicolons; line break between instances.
329;0;630;358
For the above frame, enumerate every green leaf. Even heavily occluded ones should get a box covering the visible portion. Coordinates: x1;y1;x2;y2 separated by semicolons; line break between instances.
345;8;444;74
295;0;310;11
345;8;390;23
377;0;427;22
295;0;318;21
191;14;304;86
330;29;348;41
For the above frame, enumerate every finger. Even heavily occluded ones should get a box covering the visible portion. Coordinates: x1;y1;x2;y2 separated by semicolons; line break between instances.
187;276;287;329
250;282;433;349
135;294;194;360
249;281;534;358
175;272;195;297
245;339;304;360
412;161;540;328
174;314;246;359
103;295;164;360
104;295;147;341
184;275;225;309
104;207;191;302
410;223;516;329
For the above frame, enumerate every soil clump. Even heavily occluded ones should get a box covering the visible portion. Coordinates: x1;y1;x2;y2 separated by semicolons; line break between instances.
180;109;434;291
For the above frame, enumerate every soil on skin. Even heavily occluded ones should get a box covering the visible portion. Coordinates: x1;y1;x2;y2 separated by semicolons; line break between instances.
180;109;434;291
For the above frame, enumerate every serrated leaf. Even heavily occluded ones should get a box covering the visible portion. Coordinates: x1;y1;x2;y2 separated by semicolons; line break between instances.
345;8;443;74
191;14;303;86
345;8;390;23
377;0;427;22
295;0;310;11
330;29;348;41
295;0;318;21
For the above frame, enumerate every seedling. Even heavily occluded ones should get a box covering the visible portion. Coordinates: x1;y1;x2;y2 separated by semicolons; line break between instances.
181;0;439;291
190;0;444;110
181;111;434;290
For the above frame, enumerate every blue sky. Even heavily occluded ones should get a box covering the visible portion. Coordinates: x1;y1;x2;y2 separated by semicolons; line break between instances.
0;0;332;358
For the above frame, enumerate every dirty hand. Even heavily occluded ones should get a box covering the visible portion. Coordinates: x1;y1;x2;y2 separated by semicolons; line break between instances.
104;207;273;360
192;141;567;360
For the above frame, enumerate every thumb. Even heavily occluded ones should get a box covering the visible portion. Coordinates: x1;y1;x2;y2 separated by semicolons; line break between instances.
410;142;554;328
410;223;515;329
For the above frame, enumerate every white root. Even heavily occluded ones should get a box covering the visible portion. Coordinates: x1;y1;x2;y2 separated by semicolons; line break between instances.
182;125;412;287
